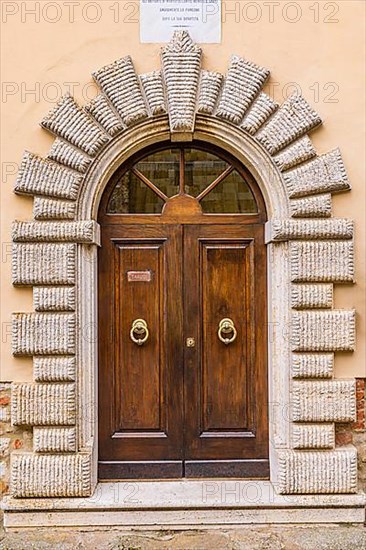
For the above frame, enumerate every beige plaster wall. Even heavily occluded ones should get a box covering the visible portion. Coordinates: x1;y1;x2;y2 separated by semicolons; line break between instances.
1;1;365;382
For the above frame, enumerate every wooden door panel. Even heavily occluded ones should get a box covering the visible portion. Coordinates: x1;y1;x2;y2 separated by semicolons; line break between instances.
202;241;253;433
98;225;183;478
183;224;269;477
116;242;164;431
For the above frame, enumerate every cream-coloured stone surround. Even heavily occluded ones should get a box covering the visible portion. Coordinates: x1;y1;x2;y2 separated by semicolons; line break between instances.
9;32;357;498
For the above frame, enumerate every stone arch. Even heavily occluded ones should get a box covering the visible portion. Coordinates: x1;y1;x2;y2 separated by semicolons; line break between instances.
10;32;357;498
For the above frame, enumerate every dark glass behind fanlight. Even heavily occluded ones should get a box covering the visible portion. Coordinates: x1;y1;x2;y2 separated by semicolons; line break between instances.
107;148;258;214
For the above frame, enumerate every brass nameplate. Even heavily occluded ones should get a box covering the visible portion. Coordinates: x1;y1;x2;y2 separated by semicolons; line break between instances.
127;270;152;282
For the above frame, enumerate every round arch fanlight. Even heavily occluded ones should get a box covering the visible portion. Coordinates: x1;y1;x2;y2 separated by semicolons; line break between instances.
99;141;267;221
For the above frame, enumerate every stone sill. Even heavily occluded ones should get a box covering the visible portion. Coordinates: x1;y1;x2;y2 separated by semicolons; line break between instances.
3;481;366;528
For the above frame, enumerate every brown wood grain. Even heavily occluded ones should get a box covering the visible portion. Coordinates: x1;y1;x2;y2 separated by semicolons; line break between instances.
98;142;268;479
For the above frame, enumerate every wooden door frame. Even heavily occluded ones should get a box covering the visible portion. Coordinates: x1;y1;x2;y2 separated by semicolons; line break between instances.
97;221;269;479
97;141;269;479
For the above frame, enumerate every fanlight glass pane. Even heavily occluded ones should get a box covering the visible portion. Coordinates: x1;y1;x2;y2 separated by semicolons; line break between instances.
184;148;229;197
107;171;164;214
135;149;180;198
200;170;258;214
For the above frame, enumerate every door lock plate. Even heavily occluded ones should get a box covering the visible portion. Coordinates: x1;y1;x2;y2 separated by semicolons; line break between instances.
186;338;196;348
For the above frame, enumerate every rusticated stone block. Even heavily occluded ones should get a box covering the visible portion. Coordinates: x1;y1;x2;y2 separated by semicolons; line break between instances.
290;194;332;218
12;243;76;286
292;310;356;352
216;56;269;125
292;353;334;378
14;151;82;200
278;447;357;494
256;94;322;154
12;220;100;244
93;56;148;126
47;139;91;173
33;356;76;382
291;284;333;309
11;383;76;425
284;149;350;198
11;452;92;497
33;197;76;220
292;380;356;422
197;70;223;115
33;427;77;453
41;94;110;156
140;71;167;116
84;94;124;136
12;313;76;356
161;31;202;133
242;92;278;134
272;136;316;171
290;241;354;283
33;287;75;312
267;218;353;242
292;424;335;449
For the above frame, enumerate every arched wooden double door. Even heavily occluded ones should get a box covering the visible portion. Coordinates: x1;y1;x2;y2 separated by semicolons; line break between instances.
98;142;269;479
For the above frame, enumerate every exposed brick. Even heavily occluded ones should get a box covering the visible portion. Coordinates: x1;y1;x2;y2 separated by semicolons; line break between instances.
0;384;32;496
0;479;9;497
335;430;353;446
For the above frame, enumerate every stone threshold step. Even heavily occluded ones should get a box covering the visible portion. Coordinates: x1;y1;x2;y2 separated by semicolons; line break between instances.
3;481;365;528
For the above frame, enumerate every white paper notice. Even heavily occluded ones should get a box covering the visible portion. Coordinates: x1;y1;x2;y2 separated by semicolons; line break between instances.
140;0;221;44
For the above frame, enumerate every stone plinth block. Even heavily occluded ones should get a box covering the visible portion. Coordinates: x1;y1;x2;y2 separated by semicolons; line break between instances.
33;427;77;453
292;424;335;449
292;353;334;378
291;284;333;309
41;94;110;157
140;71;167;116
161;31;202;133
284;149;350;198
47;139;91;173
11;452;92;497
84;94;124;136
14;151;82;200
291;310;356;352
241;92;278;135
292;380;356;422
12;221;100;244
278;447;357;494
267;219;353;242
12;243;76;286
197;70;223;115
273;136;316;171
12;313;76;356
33;356;76;382
290;241;354;283
256;94;321;155
11;383;76;426
290;194;332;219
33;287;75;312
216;55;270;125
93;56;148;127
